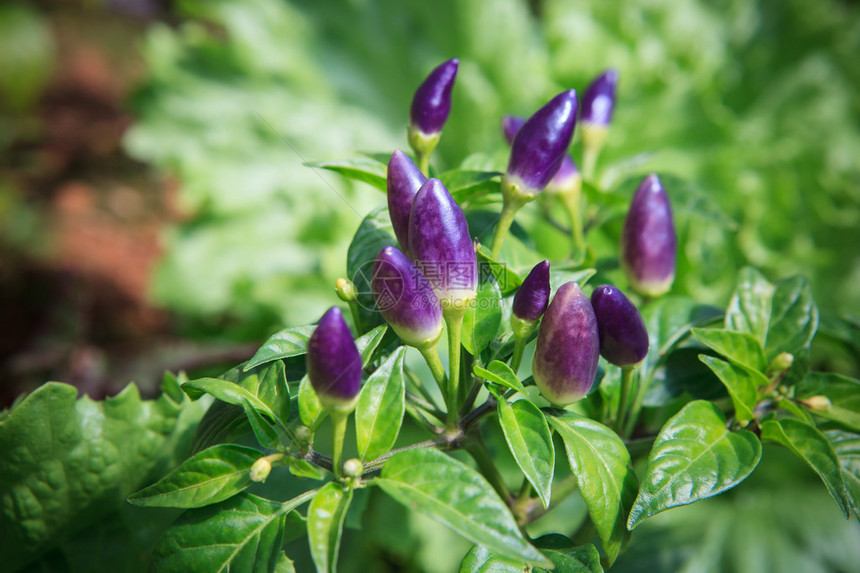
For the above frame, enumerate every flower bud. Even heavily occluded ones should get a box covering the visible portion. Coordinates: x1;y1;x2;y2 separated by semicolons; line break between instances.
511;260;551;339
580;69;618;151
503;90;578;198
307;307;363;413
532;282;600;405
249;457;272;483
590;284;649;367
408;178;477;313
335;278;358;303
803;395;832;411
343;458;363;478
387;150;427;257
621;174;677;298
409;58;459;137
766;352;794;375
372;246;443;348
502;114;580;195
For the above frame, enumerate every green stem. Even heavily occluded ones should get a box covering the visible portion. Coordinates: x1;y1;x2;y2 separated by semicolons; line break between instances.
510;335;527;374
465;434;510;503
615;366;635;432
559;185;585;260
330;411;348;479
346;301;363;334
418;342;447;394
490;200;521;259
444;310;466;431
622;368;646;438
582;144;599;181
417;151;430;177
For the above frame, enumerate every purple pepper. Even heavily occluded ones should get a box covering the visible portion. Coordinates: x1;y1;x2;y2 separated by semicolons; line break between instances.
409;58;459;137
512;260;551;323
306;307;363;413
590;284;649;367
502;115;580;195
621;174;677;298
387;150;427;257
371;246;443;348
504;90;578;197
581;69;618;128
408;178;477;312
532;282;600;406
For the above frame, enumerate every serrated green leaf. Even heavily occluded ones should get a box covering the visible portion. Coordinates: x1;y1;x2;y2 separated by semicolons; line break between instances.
149;490;315;573
128;444;260;508
766;275;819;359
628;401;762;530
824;430;860;519
356;347;406;462
474;245;522;296
761;418;850;517
548;414;637;564
726;267;775;345
347;206;398;329
246;325;316;370
698;355;765;424
306;157;387;191
299;375;326;430
307;483;353;573
376;448;550;567
473;360;527;394
0;383;206;571
691;328;767;371
462;261;502;355
497;400;554;508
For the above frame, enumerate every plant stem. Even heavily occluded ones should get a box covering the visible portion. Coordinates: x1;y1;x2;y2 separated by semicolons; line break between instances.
622;369;648;438
465;433;510;503
582;145;599;181
346;301;363;334
559;185;585;260
616;365;635;433
417;151;430;177
330;411;348;479
490;200;520;258
510;335;527;374
418;342;447;395
444;310;466;430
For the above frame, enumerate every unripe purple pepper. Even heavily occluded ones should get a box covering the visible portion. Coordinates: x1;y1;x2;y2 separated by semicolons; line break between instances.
387;150;427;257
511;260;551;339
409;58;459;136
306;307;363;413
503;90;578;198
621;174;677;298
532;282;600;406
501;115;580;195
408;178;477;313
372;246;443;348
590;284;649;367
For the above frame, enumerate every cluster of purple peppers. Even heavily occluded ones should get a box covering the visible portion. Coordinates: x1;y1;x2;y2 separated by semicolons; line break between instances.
307;59;676;411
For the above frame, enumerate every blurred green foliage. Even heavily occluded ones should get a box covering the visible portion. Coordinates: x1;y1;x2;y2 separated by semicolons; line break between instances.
127;0;860;343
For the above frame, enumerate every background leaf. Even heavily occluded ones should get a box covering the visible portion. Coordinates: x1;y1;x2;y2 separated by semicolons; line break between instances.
376;448;551;567
355;347;406;462
628;401;762;529
307;157;387;191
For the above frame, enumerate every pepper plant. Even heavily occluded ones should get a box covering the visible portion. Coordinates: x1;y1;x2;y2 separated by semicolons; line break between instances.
3;57;859;572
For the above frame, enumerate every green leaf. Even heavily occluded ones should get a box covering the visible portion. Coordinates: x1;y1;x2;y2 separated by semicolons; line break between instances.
288;458;324;480
725;267;775;345
691;328;767;371
257;360;291;423
548;414;638;564
462;259;503;355
246;325;316;370
242;399;282;450
824;430;860;519
761;418;850;517
533;535;603;573
376;448;550;567
274;552;297;573
439;169;501;205
497;400;554;508
628;401;762;529
0;383;206;571
347;206;397;328
796;372;860;431
473;360;527;394
766;275;819;359
698;355;765;424
149;490;314;572
355;347;406;462
459;545;529;572
307;483;353;573
183;377;278;423
474;245;522;296
356;324;389;367
306;157;387;191
299;375;326;430
128;444;259;508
